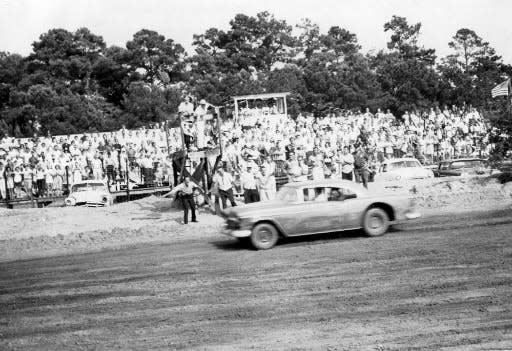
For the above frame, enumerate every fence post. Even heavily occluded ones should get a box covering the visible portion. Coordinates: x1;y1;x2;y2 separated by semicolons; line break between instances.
29;173;35;208
2;169;8;205
65;166;70;196
125;158;130;202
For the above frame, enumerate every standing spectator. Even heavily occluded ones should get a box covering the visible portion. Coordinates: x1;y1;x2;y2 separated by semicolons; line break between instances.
72;161;82;184
178;96;194;116
213;167;237;209
339;146;355;181
6;166;15;199
169;176;199;224
354;147;369;189
12;166;22;198
35;165;46;197
23;165;33;197
91;154;103;180
0;162;6;199
257;166;276;201
53;164;64;196
46;166;54;196
240;164;259;204
104;152;117;185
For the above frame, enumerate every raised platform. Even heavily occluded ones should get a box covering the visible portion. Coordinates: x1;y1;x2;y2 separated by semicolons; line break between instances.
0;186;171;209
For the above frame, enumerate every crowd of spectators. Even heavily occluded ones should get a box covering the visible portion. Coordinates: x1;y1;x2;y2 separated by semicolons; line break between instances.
217;105;490;202
0;126;179;200
0;101;491;204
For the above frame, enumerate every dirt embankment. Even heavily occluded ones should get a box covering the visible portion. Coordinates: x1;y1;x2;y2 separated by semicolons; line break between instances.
373;175;512;215
0;197;224;262
1;176;511;262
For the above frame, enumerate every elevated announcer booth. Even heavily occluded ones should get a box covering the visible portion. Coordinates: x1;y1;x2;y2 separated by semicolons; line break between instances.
232;92;290;125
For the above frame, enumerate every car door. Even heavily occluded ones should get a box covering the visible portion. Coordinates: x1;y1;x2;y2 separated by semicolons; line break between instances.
283;187;347;236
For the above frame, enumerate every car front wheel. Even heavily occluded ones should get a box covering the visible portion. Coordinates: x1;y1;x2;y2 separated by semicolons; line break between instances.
363;208;390;237
251;223;279;250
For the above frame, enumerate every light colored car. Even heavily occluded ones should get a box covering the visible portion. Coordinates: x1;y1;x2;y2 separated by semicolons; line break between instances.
374;158;434;182
222;179;420;250
65;180;113;207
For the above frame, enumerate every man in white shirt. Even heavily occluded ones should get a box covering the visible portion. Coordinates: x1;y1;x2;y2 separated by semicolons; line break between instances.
213;167;237;209
178;96;194;116
339;146;355;181
240;164;259;203
169;176;199;224
194;99;208;118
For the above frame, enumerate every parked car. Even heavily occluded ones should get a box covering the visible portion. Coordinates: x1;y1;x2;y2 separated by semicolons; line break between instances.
433;158;490;177
222;179;420;250
374;158;434;182
65;180;113;207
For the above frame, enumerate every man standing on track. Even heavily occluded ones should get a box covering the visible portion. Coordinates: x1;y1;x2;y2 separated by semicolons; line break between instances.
213;167;237;209
240;164;259;204
169;176;199;224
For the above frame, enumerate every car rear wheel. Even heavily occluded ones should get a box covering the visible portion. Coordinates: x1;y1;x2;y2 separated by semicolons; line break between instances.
251;223;279;250
363;208;389;237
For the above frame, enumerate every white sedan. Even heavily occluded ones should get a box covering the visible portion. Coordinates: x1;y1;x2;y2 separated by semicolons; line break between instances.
65;180;113;207
374;158;434;182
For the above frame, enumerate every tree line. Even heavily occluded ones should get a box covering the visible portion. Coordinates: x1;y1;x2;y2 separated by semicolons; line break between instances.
1;12;511;139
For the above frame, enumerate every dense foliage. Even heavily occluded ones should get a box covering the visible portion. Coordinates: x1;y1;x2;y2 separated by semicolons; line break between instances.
1;12;511;145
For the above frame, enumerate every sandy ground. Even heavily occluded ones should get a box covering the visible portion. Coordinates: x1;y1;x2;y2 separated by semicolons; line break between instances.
1;176;512;262
1;210;511;350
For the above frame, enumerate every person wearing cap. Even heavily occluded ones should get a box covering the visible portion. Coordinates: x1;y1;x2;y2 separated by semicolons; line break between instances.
212;167;237;209
169;176;199;224
240;164;259;204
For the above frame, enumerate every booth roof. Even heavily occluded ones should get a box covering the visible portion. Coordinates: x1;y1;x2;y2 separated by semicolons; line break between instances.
232;92;290;101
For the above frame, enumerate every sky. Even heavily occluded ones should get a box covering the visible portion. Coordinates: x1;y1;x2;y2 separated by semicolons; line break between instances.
1;0;511;63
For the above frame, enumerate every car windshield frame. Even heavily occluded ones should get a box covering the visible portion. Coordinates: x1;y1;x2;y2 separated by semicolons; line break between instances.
450;160;484;170
71;183;106;193
388;160;421;170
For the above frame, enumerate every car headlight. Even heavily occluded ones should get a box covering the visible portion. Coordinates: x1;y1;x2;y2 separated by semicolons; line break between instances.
65;197;76;206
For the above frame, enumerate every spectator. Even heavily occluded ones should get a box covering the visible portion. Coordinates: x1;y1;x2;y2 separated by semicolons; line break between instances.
240;164;259;204
213;167;237;209
339;146;355;181
257;166;276;201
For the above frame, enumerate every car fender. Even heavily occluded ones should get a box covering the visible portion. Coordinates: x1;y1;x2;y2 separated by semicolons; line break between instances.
249;217;289;237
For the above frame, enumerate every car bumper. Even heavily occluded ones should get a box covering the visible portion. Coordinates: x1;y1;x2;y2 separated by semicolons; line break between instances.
222;228;252;238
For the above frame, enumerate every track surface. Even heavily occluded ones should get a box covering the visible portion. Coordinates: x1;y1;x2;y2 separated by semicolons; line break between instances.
1;210;511;350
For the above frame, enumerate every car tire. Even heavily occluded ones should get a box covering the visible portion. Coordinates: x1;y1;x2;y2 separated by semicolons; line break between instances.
251;223;279;250
363;208;390;237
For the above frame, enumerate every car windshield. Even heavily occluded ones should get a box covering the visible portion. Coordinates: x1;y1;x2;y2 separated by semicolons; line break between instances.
388;160;421;170
71;183;105;192
275;186;298;202
450;160;483;169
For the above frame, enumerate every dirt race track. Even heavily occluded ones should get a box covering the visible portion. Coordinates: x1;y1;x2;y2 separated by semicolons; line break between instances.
1;209;512;350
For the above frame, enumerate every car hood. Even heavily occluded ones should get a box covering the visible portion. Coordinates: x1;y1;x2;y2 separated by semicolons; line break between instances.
69;191;109;201
224;200;287;218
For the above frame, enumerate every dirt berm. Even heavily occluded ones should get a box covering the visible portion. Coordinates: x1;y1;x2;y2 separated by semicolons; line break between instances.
0;175;511;261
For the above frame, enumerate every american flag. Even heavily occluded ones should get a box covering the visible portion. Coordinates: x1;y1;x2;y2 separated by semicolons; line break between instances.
491;79;510;98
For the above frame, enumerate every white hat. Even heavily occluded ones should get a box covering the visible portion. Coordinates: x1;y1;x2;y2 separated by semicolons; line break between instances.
199;99;207;105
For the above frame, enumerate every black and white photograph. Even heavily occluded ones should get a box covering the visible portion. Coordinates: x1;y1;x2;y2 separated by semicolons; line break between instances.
1;0;511;349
